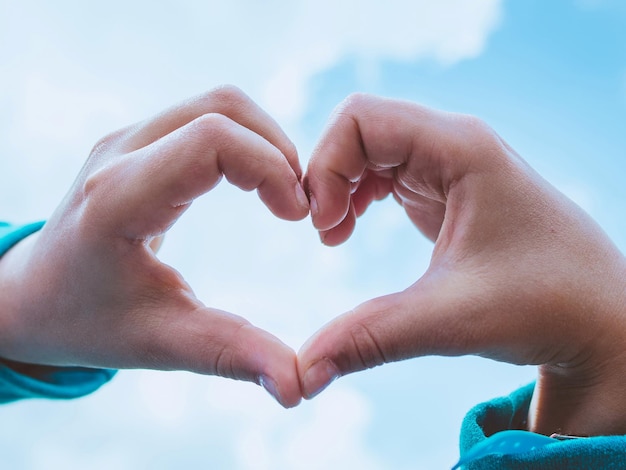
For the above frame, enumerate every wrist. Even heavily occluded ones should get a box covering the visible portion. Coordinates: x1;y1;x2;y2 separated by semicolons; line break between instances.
529;255;626;436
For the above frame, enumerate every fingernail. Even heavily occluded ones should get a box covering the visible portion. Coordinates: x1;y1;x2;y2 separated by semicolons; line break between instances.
295;183;310;210
260;375;283;405
302;359;340;399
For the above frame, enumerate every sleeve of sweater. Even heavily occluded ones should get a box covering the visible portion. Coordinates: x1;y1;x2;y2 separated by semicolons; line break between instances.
0;221;116;403
458;382;626;469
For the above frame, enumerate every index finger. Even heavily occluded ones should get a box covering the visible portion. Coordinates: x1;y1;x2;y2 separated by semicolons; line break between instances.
89;113;310;240
305;93;491;239
98;86;303;179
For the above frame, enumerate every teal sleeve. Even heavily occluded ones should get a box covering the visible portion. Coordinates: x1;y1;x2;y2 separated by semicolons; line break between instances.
459;383;626;469
0;221;116;403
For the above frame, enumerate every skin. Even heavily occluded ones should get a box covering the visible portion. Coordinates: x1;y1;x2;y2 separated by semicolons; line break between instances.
0;86;308;408
2;89;625;436
298;93;626;436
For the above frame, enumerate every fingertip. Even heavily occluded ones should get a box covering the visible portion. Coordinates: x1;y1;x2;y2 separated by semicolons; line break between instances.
257;179;310;222
307;175;356;236
300;358;341;400
284;139;303;181
255;337;303;408
260;374;302;408
318;228;349;247
309;193;338;238
316;203;356;246
297;331;341;400
283;395;303;409
295;182;310;213
297;294;409;397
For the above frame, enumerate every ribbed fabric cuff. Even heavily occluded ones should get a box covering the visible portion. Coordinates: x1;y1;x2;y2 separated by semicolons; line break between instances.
0;360;116;402
0;221;45;257
459;383;626;469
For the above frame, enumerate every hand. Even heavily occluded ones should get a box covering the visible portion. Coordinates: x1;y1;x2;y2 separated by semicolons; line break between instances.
298;93;626;434
0;86;309;408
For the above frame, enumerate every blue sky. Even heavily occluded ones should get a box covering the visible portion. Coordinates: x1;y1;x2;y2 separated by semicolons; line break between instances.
1;1;625;469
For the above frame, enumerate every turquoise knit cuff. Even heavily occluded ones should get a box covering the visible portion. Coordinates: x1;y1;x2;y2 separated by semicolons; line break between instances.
0;221;45;257
458;382;626;469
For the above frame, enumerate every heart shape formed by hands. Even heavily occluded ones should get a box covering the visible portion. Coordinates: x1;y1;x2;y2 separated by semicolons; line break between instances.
3;88;626;436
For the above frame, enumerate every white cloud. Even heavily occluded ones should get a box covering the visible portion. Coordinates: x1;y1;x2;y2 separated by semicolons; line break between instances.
15;77;127;146
251;0;504;119
204;378;382;470
1;0;502;127
282;387;382;470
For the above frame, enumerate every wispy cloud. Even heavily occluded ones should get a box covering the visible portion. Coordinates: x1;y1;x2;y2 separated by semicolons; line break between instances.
1;0;503;124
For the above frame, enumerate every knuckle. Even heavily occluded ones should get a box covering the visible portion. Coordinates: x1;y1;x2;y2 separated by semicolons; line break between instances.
81;164;115;212
193;111;231;130
453;113;501;149
448;113;506;168
336;92;374;115
89;125;134;158
455;113;492;137
79;161;129;234
347;321;387;371
213;343;236;379
205;84;250;109
82;160;118;196
213;322;253;380
191;113;236;145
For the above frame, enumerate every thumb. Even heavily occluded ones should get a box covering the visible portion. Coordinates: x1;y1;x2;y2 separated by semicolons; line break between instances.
297;270;487;399
150;306;304;408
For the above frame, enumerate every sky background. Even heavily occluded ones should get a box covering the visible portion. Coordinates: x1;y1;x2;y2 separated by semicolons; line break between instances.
1;0;625;468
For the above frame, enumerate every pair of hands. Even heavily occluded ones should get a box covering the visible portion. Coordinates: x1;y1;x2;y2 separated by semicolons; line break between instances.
1;87;625;437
